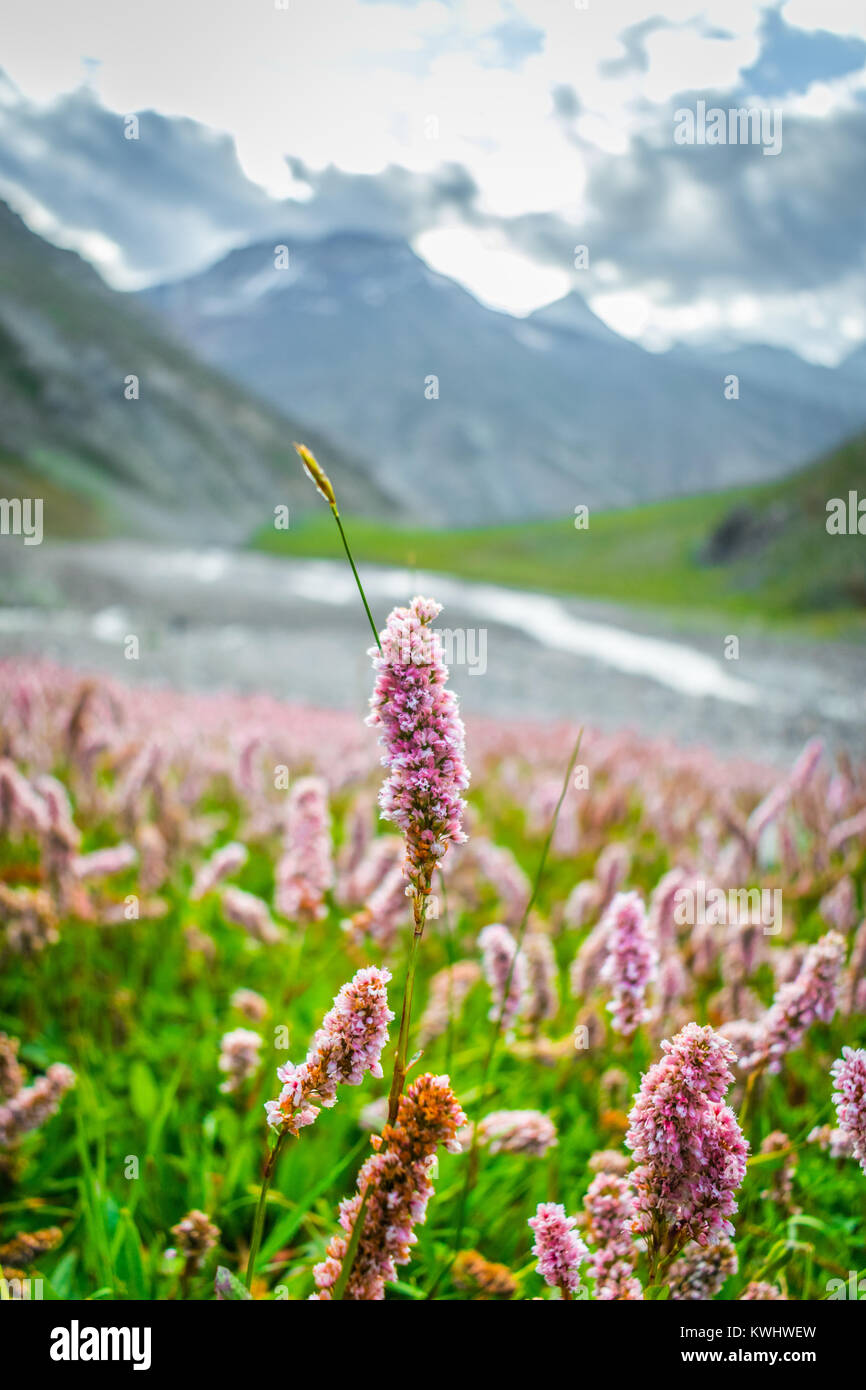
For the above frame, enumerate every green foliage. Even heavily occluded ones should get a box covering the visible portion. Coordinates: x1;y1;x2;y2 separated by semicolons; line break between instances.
2;784;864;1301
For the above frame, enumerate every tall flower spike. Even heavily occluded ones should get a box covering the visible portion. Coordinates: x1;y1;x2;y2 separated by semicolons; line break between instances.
312;1072;465;1300
264;966;394;1136
191;841;248;901
528;1203;588;1298
586;1173;639;1301
740;930;846;1074
600;890;657;1037
477;1109;558;1158
830;1047;866;1174
479;923;526;1031
0;1061;75;1149
417;960;481;1046
218;1029;263;1095
625;1023;747;1267
669;1239;738;1301
366;596;469;898
583;1171;642;1300
275;777;334;922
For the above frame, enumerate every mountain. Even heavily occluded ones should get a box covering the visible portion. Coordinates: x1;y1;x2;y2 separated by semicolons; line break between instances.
666;340;865;418
0;201;392;541
141;231;866;525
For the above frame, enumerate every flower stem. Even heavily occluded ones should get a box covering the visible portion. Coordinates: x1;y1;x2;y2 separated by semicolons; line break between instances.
387;890;428;1124
333;510;381;652
739;1067;762;1130
332;1183;373;1301
245;1129;288;1289
294;441;381;651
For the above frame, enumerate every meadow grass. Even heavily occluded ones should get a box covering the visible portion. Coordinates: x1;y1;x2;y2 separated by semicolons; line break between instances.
2;730;864;1300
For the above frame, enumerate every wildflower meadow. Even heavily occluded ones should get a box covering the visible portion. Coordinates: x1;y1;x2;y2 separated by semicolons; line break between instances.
1;449;865;1329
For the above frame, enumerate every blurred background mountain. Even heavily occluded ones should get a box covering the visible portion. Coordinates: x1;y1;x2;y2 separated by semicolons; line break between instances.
142;228;866;525
0;199;394;541
1;189;865;560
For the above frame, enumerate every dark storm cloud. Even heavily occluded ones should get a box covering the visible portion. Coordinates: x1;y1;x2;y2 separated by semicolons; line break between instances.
0;81;280;281
495;94;866;305
0;77;483;283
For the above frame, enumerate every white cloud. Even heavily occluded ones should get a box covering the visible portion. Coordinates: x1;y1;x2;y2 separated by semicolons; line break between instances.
414;224;572;313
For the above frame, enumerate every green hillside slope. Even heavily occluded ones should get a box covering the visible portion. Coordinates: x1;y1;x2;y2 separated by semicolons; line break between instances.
256;434;866;635
0;201;393;540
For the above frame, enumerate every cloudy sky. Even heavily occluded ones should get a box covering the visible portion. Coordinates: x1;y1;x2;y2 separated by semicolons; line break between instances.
0;0;865;361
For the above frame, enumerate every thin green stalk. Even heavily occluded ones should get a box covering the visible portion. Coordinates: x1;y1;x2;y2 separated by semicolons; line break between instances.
429;729;583;1295
245;1129;288;1289
333;511;381;651
387;890;428;1124
438;870;457;1078
739;1067;762;1131
333;1184;373;1301
294;441;381;651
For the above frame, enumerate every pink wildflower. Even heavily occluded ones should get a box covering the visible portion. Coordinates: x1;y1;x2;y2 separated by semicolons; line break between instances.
479;923;526;1031
584;1171;642;1299
275;777;334;922
740;1281;786;1300
72;843;137;880
231;988;268;1023
669;1239;738;1300
522;929;560;1026
818;876;856;933
313;1072;465;1300
600;891;657;1037
746;738;823;844
218;1029;263;1094
417;960;481;1046
344;862;410;950
221;886;284;945
470;839;530;926
625;1023;748;1259
169;1210;220;1270
528;1203;588;1297
366;596;469;898
191;841;248;901
477;1109;558;1158
830;1047;866;1174
265;966;393;1136
740;931;846;1073
828;806;866;855
0;1062;75;1149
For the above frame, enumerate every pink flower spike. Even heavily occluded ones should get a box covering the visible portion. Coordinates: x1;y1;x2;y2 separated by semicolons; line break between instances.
366;597;469;897
528;1202;588;1298
831;1047;866;1175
